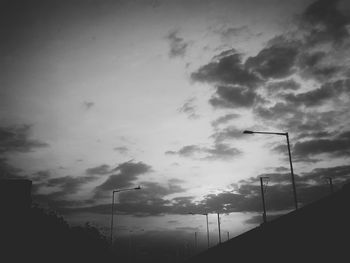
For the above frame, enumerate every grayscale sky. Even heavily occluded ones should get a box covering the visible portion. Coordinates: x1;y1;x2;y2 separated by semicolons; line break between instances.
1;0;350;247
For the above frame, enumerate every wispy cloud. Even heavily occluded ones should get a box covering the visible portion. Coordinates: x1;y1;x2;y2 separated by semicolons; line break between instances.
166;30;189;58
178;97;200;119
0;125;48;154
83;101;95;110
166;142;241;161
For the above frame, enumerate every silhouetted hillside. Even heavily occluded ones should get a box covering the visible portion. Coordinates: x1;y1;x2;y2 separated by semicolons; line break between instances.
186;183;350;263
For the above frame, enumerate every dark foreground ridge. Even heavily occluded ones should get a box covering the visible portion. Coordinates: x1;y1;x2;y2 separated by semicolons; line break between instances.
186;183;350;263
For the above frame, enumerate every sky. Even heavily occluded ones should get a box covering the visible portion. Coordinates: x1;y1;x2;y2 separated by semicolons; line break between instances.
1;0;350;253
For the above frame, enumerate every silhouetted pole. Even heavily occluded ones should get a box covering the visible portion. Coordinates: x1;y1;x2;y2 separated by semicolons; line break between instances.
194;231;197;252
110;191;116;245
129;230;133;261
260;177;268;224
327;177;334;194
227;231;229;241
217;213;221;244
286;132;298;210
243;130;298;210
204;213;210;248
189;212;210;249
110;186;141;245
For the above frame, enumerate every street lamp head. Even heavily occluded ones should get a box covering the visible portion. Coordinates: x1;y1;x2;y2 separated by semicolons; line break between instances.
243;130;254;134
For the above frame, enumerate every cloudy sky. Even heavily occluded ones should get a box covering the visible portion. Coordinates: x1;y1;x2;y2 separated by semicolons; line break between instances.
1;0;350;250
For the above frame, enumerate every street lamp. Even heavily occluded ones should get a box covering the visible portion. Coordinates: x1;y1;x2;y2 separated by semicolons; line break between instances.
189;212;210;249
217;212;221;244
243;130;298;210
110;186;141;245
260;176;269;224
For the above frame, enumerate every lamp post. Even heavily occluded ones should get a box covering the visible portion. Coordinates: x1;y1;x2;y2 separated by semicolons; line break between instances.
260;176;269;224
110;186;141;245
217;212;221;244
189;212;210;249
243;130;298;210
194;231;197;252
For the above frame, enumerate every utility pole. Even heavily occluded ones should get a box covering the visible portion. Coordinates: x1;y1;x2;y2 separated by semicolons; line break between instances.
217;213;221;244
227;231;229;241
260;177;268;224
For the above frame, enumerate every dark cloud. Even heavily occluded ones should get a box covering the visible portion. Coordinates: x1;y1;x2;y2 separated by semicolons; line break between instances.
32;170;51;181
274;166;289;173
240;172;300;185
197;165;349;214
211;126;246;143
191;50;261;87
0;125;48;154
50;164;350;220
63;180;189;217
297;51;341;81
211;113;240;127
301;165;350;184
47;175;97;195
265;79;301;95
113;146;128;154
292;131;350;158
95;161;152;194
219;25;250;39
296;131;332;140
166;30;189;58
190;0;350;151
165;145;201;157
204;143;242;160
300;0;350;45
280;79;350;107
178;97;199;119
83;101;94;110
253;102;300;121
245;43;299;79
32;192;88;212
209;85;264;109
166;143;241;161
85;164;111;175
31;172;100;211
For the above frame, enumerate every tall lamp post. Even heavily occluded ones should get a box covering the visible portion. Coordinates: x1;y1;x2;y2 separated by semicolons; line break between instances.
243;130;298;210
217;212;221;244
189;212;210;249
260;176;269;224
110;186;141;245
